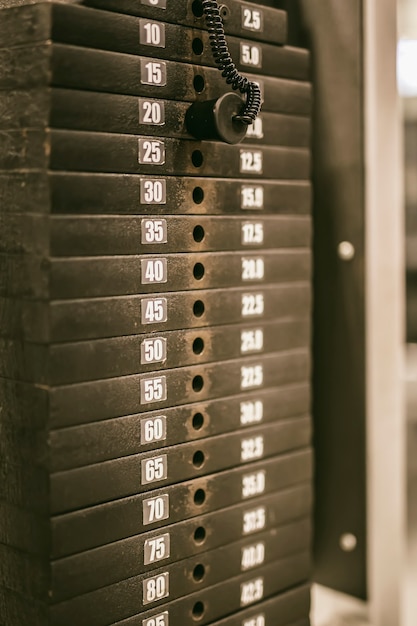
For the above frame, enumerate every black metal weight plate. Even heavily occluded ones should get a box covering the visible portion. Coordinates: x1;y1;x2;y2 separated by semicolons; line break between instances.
82;0;288;46
52;520;311;602
49;349;310;428
51;417;311;512
50;551;310;626
51;492;311;596
51;173;311;216
51;449;312;555
50;215;311;257
49;90;310;147
50;383;310;471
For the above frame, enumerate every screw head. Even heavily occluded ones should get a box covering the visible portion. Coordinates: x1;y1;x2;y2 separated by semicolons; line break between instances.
338;241;355;261
340;533;357;552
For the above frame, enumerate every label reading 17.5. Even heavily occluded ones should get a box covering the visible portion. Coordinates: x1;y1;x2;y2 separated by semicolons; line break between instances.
242;222;264;245
142;612;169;626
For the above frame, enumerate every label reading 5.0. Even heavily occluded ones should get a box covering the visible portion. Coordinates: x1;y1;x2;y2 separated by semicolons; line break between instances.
141;376;167;403
141;297;168;324
139;139;165;165
141;258;167;284
141;180;167;205
141;415;167;444
242;6;263;31
141;59;167;86
243;506;266;534
143;612;169;626
243;615;266;626
143;494;169;525
142;219;167;243
139;99;165;126
242;470;266;498
141;454;168;485
144;533;171;565
240;43;262;68
241;578;264;606
241;185;264;209
143;572;169;605
141;337;167;364
240;400;263;425
140;20;166;48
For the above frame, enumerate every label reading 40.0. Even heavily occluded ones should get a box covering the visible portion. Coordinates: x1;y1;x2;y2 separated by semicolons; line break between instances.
142;612;169;626
241;542;265;571
141;258;167;284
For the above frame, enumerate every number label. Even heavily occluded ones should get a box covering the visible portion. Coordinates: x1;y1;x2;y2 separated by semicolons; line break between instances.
241;185;264;209
241;542;265;570
240;150;263;173
241;365;263;389
143;572;169;605
140;20;165;47
141;376;167;403
242;222;264;245
141;337;167;364
241;578;264;606
139;139;165;165
242;258;264;281
241;329;263;353
241;294;264;317
141;0;166;7
141;179;166;205
143;494;169;525
141;59;167;85
243;506;266;534
143;613;169;626
139;99;165;126
246;117;264;139
241;436;264;462
242;7;263;31
142;218;167;243
240;43;262;68
141;454;168;485
242;471;265;498
144;533;171;565
240;400;263;425
243;615;266;626
141;258;167;284
141;297;168;324
141;415;167;444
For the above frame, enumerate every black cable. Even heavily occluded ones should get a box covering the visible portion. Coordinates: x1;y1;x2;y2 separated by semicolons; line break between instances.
201;0;262;125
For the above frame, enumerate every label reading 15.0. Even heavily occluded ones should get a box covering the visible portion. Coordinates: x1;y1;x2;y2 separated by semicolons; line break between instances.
143;494;169;525
243;506;266;534
142;612;169;626
242;6;263;31
141;376;167;403
141;454;168;485
241;577;264;606
242;470;266;498
240;400;263;425
141;415;167;444
143;572;169;605
243;615;266;626
241;185;264;210
144;533;171;565
140;20;166;48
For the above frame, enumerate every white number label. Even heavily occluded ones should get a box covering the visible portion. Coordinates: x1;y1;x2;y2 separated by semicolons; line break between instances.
141;218;167;243
140;20;165;47
241;542;265;571
141;454;168;485
242;258;264;281
141;258;167;284
141;337;167;364
243;506;266;534
242;471;265;498
240;150;263;173
143;494;169;525
246;117;264;139
241;365;263;390
241;436;264;462
143;572;169;605
241;185;264;209
241;329;263;354
141;59;167;85
240;400;263;425
241;578;264;606
143;613;169;626
241;294;264;317
139;99;165;126
141;376;167;403
242;7;263;31
141;415;167;444
141;179;167;205
141;297;167;324
144;533;171;565
139;139;165;165
243;615;265;626
141;0;166;7
242;222;264;245
240;43;262;68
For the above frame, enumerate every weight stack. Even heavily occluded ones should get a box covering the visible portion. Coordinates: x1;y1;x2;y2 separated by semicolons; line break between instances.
0;1;313;624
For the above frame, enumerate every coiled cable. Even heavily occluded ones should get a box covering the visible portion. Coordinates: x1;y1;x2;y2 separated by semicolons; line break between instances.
201;0;262;125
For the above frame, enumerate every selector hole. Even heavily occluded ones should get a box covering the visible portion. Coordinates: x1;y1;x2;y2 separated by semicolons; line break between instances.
193;75;205;93
192;150;204;168
193;450;205;468
193;262;205;280
192;601;205;620
192;375;204;392
194;488;206;505
192;337;204;355
192;413;204;430
193;526;206;543
193;225;205;241
193;564;206;582
192;0;204;17
192;38;204;55
193;300;205;317
192;187;204;205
